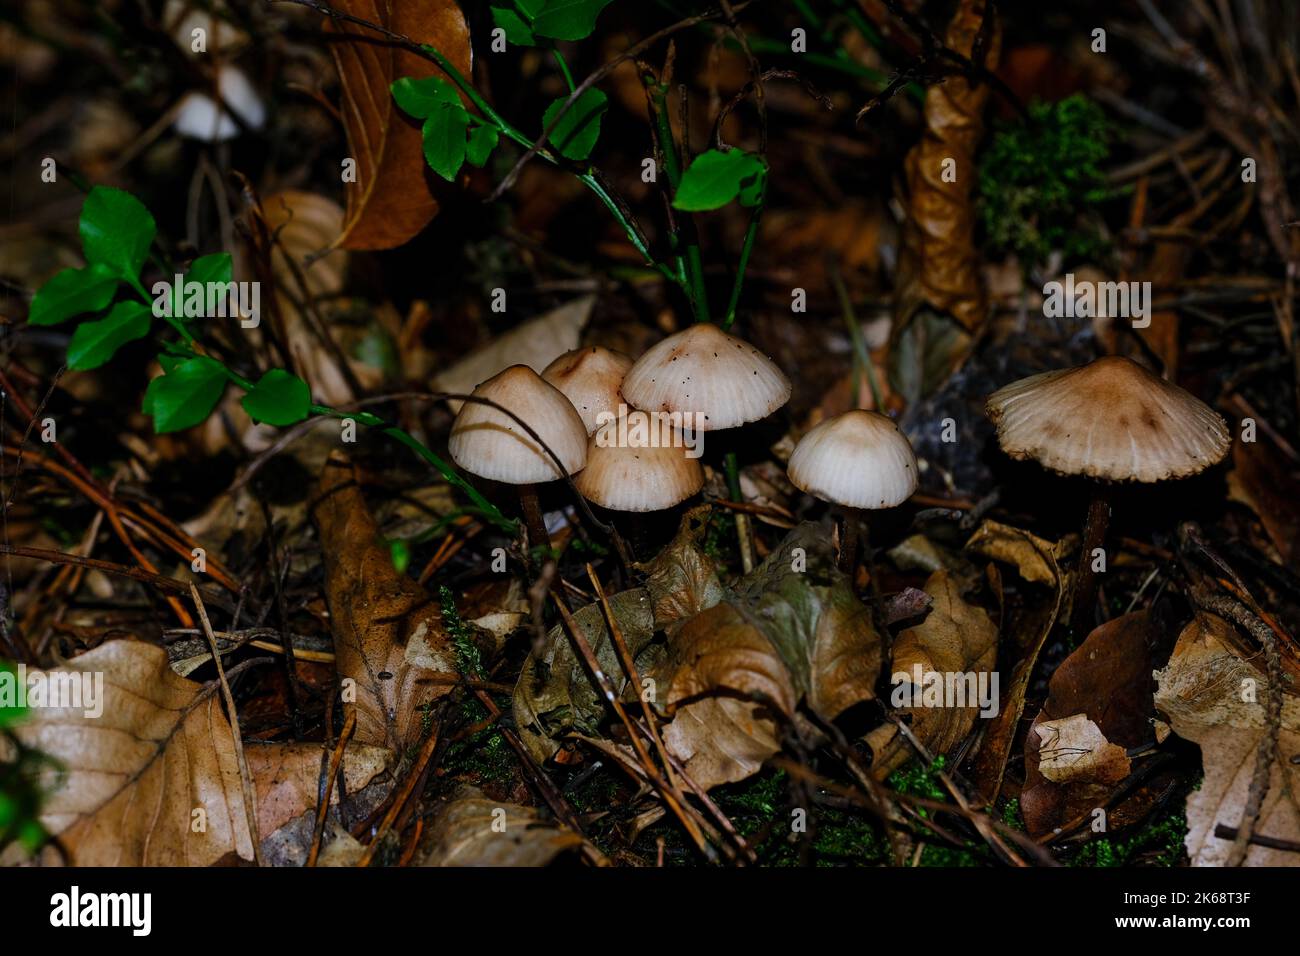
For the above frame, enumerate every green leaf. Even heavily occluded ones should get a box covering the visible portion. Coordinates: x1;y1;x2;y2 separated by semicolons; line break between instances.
241;368;311;426
143;356;227;433
532;0;613;40
392;75;461;119
188;252;232;287
490;6;537;45
422;103;470;181
672;149;767;212
466;124;500;167
28;263;118;326
79;186;156;282
541;88;607;161
66;301;151;371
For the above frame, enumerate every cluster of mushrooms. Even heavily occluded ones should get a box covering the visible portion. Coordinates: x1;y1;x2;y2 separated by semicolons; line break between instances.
446;324;1231;620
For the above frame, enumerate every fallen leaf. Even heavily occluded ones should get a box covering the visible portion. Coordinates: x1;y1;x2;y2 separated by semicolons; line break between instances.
327;0;472;250
432;295;594;412
1033;714;1130;785
3;640;384;866
893;0;1001;335
964;519;1074;588
1021;612;1166;838
312;452;457;752
512;588;658;765
634;505;725;632
1227;437;1300;564
417;787;588;866
865;569;997;777
659;522;881;789
1154;613;1300;867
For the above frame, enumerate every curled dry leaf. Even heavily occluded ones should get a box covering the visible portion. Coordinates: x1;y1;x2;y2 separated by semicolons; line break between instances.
893;0;1001;336
312;452;457;752
512;588;658;766
3;640;388;866
634;505;726;632
417;787;588;867
864;569;997;777
964;519;1074;588
1021;612;1167;838
432;295;594;413
328;0;472;250
1154;613;1300;867
1033;714;1130;785
659;522;881;789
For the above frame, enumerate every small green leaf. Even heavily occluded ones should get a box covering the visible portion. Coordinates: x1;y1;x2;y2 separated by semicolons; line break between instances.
79;186;156;281
532;0;613;40
66;301;151;371
28;263;118;326
143;356;227;433
466;124;500;167
541;88;607;161
389;539;412;574
392;75;461;119
672;149;767;212
490;6;536;45
188;252;232;287
241;368;311;426
422;103;470;181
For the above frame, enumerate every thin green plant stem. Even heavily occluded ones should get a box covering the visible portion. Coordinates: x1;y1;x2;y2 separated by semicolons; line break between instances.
722;179;766;331
829;261;884;411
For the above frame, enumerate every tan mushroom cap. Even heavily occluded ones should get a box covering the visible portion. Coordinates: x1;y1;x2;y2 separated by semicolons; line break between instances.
449;365;588;484
541;346;633;435
985;356;1231;483
574;414;704;512
788;410;919;509
620;323;791;431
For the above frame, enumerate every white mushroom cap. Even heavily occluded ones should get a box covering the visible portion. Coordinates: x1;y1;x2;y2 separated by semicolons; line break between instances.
620;323;791;431
174;65;265;142
541;346;633;435
574;414;704;511
985;355;1231;482
788;410;919;509
449;365;588;484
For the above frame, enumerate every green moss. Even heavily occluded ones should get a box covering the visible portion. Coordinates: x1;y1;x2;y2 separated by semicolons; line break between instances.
978;94;1115;271
439;585;484;680
1071;809;1188;867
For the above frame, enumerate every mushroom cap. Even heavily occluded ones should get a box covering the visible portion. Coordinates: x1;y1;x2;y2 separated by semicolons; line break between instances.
174;65;265;142
787;410;918;509
985;356;1231;482
449;365;588;484
620;323;791;431
574;414;704;512
541;346;633;435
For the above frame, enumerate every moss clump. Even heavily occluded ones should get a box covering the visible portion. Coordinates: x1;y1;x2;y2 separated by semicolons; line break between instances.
1072;809;1188;867
978;94;1114;271
439;585;485;680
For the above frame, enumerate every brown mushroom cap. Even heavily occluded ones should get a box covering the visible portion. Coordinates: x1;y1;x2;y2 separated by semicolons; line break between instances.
449;365;588;484
619;323;791;431
573;414;704;512
787;410;919;509
541;346;633;435
985;355;1231;482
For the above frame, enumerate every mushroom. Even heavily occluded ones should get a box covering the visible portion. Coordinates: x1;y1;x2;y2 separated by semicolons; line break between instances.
448;365;588;552
619;322;791;431
787;410;919;572
174;64;265;142
985;355;1231;629
541;346;633;435
620;323;791;565
575;413;704;512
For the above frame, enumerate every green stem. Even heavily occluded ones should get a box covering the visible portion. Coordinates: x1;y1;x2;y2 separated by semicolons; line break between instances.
647;76;710;323
830;260;884;410
723;180;766;331
552;47;576;92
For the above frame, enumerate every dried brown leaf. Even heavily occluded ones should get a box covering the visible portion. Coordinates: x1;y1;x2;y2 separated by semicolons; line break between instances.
328;0;472;250
417;787;588;866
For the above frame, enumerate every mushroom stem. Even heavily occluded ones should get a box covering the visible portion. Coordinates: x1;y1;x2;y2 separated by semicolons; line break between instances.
518;484;551;554
1071;488;1112;633
839;508;860;574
